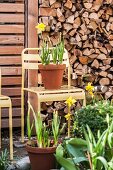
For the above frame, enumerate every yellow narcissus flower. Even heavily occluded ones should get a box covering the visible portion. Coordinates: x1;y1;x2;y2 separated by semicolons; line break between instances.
89;91;94;98
35;23;46;33
65;113;71;121
65;96;76;107
85;82;94;92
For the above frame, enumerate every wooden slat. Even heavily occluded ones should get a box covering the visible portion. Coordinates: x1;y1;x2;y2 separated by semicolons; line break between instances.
2;118;21;128
0;0;24;2
2;87;21;96
15;0;24;2
0;35;24;44
0;3;24;13
0;46;23;54
23;54;40;61
0;25;24;34
11;98;21;106
2;77;21;85
1;67;21;76
0;56;21;65
1;108;21;118
0;14;24;23
24;63;39;69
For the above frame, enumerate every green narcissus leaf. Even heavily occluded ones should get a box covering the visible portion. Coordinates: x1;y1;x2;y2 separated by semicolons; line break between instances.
96;156;108;170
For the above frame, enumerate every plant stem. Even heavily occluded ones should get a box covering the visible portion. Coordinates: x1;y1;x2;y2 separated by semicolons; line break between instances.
68;106;70;138
87;151;92;170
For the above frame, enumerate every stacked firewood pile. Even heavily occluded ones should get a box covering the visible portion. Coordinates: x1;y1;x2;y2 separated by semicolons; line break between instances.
38;0;113;99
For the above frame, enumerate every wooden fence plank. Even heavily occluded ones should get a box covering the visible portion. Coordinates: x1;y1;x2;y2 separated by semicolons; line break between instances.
0;0;25;129
0;35;24;44
2;87;21;96
2;77;21;85
0;46;23;54
0;0;24;2
1;108;21;118
0;25;24;34
0;3;24;12
2;118;21;128
0;14;24;23
11;98;21;106
1;67;21;76
0;56;21;65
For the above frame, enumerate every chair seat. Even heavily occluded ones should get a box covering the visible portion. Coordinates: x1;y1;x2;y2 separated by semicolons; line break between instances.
0;95;10;100
0;95;11;107
24;85;85;102
24;85;84;93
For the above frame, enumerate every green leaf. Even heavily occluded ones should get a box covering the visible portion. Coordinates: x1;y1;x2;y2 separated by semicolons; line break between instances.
108;133;113;148
96;156;108;170
73;157;88;164
55;155;79;170
68;138;87;147
56;144;64;157
66;144;86;158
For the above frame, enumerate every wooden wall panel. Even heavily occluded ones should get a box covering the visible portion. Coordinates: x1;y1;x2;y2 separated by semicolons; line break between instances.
0;35;24;45
0;14;24;23
0;25;24;34
2;77;21;86
0;56;21;65
0;3;24;12
1;108;21;118
0;46;24;55
0;0;25;128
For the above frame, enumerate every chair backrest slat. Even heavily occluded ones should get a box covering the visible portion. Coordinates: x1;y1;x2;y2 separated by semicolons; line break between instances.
23;63;39;70
0;68;1;95
23;54;41;61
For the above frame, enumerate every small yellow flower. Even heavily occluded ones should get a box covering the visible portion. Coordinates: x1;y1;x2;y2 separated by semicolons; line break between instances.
85;82;94;92
35;23;46;33
65;97;76;107
65;113;71;121
89;91;94;98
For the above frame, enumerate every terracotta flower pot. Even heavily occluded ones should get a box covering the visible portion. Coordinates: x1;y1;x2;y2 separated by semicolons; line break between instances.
39;64;66;90
26;144;56;170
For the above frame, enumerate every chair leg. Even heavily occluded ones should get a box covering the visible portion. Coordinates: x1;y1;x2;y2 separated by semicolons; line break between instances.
83;94;86;107
21;90;24;142
0;107;1;148
9;103;13;160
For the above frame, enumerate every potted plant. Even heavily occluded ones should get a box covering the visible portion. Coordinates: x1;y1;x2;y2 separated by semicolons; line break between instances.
26;101;61;170
36;23;66;90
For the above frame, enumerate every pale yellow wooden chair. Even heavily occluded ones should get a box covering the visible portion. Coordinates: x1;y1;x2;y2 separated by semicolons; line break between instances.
21;48;86;142
0;68;13;160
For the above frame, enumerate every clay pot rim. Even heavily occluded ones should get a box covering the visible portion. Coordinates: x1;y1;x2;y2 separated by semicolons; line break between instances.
39;64;66;70
26;143;56;154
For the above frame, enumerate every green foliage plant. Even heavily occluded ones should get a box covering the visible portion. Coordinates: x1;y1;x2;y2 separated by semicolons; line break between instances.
40;40;65;65
0;149;10;170
84;115;113;170
74;100;113;138
27;101;61;148
57;40;64;64
52;110;60;146
36;23;65;65
55;138;88;170
55;116;113;170
40;40;50;65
